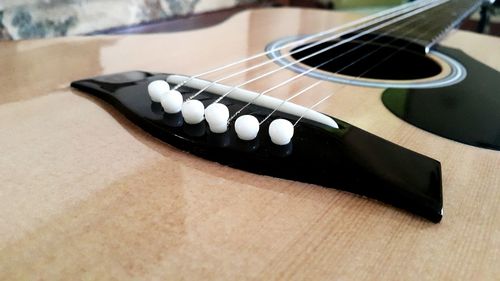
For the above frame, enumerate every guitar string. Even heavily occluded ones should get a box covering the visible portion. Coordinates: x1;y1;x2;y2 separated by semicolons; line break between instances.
253;9;444;125
291;11;458;127
195;0;446;104
225;0;448;123
236;0;477;124
171;0;433;91
234;11;429;125
293;0;479;117
259;81;322;125
182;0;438;101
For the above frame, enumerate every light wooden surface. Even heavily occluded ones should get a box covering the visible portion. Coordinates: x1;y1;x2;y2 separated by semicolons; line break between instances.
0;8;499;280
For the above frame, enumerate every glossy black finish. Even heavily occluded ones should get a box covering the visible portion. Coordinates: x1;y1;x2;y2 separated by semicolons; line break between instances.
71;71;443;222
382;46;500;151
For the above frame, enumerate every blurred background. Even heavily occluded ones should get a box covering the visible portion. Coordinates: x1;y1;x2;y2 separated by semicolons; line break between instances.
0;0;498;40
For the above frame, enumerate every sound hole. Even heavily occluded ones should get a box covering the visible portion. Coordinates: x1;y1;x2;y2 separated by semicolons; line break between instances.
290;34;442;80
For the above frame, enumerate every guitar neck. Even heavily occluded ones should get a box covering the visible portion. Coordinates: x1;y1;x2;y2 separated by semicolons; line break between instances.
380;0;483;51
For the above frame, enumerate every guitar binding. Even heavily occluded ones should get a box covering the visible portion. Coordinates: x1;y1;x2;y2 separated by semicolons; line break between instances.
71;71;443;223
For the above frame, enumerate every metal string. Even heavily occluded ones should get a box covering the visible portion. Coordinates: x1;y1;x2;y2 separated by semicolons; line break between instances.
259;81;322;125
291;11;453;127
185;0;442;102
231;11;429;123
225;0;448;123
184;0;436;101
172;0;435;91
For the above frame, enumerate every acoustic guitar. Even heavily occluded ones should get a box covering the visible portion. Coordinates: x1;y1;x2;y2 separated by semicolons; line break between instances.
1;0;498;279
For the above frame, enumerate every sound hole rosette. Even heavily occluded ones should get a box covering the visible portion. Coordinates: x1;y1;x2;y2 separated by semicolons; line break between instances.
266;35;466;89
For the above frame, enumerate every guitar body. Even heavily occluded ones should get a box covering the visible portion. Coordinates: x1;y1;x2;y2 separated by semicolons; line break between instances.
0;8;499;280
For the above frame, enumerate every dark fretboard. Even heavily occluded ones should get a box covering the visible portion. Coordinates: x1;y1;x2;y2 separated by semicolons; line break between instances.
378;0;483;51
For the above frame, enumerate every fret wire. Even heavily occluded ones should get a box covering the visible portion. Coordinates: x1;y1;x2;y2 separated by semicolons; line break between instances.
381;0;482;48
425;0;484;52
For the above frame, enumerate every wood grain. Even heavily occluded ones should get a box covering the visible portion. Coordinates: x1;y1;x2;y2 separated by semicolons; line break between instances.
0;7;499;280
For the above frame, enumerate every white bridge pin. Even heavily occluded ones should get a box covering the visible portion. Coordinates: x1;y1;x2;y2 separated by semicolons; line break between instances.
205;103;229;133
269;119;294;145
148;80;170;102
161;90;183;114
182;100;205;124
235;115;259;141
